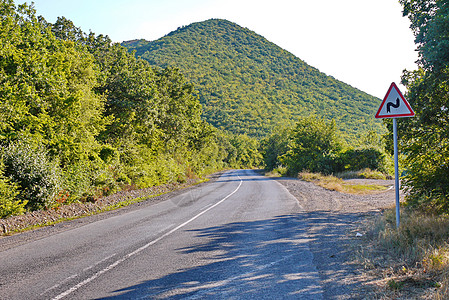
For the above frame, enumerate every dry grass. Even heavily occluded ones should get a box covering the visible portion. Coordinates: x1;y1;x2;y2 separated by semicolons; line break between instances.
264;166;288;177
356;208;449;299
337;168;391;180
298;172;389;195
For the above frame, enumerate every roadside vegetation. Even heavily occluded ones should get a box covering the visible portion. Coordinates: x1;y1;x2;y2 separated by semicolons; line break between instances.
0;1;262;219
261;115;392;178
358;208;449;299
359;1;449;297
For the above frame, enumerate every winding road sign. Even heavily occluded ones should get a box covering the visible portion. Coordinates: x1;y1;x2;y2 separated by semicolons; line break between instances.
375;82;415;118
375;82;415;228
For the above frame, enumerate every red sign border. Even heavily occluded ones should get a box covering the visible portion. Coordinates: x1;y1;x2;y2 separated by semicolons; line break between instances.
375;82;415;119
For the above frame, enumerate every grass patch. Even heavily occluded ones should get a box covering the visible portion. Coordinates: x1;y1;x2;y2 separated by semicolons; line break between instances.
336;168;391;180
298;172;389;195
348;184;388;193
356;208;449;299
264;166;288;177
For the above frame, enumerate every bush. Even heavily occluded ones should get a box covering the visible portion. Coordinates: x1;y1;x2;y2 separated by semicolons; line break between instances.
63;160;95;202
2;142;62;210
122;146;187;188
339;148;391;174
280;116;343;175
0;161;27;218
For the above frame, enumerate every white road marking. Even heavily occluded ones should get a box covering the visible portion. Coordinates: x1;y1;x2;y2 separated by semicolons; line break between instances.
41;274;78;296
52;174;243;300
82;253;117;273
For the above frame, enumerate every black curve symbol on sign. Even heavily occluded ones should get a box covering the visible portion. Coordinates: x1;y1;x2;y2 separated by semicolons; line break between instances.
387;98;400;113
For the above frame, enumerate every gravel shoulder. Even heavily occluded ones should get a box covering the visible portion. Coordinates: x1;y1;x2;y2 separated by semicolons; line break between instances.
0;172;224;252
275;177;399;299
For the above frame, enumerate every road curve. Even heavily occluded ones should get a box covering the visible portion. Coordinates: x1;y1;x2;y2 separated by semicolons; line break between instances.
0;170;323;299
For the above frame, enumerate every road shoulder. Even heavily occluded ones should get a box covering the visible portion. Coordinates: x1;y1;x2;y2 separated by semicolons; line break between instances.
275;177;396;299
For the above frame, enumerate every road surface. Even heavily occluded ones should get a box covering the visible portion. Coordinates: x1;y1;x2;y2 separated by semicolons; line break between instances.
0;170;324;299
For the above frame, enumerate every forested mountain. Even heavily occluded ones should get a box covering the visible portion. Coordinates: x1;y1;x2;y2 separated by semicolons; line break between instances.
123;19;384;139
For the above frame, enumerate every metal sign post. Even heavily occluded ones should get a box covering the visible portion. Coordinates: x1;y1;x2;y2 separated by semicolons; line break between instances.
375;82;415;228
393;118;400;228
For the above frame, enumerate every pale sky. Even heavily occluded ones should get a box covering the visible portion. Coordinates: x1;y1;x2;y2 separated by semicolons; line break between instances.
19;0;418;99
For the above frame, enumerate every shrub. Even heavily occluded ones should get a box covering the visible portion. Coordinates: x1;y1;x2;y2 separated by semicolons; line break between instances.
339;148;391;174
63;159;95;202
0;161;27;218
2;142;62;210
280;116;343;175
121;146;187;188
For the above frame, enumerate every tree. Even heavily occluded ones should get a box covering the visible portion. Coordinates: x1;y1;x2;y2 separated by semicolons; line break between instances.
260;127;291;171
229;134;263;168
0;1;108;164
0;1;112;212
280;116;343;175
398;0;449;212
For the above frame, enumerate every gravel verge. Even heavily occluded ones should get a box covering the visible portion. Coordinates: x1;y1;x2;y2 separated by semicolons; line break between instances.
275;177;400;299
0;172;223;251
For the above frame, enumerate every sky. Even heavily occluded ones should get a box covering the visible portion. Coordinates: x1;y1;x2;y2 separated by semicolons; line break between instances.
19;0;419;99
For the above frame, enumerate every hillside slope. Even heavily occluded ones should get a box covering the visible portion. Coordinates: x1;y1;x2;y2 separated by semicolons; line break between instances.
123;19;383;139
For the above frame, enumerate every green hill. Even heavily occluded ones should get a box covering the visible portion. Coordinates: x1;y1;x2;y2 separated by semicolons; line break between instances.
123;19;384;139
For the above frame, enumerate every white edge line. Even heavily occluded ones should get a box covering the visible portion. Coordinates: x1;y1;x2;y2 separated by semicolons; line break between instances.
52;174;243;300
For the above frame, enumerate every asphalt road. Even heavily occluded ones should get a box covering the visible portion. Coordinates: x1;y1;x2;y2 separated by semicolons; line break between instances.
0;170;324;299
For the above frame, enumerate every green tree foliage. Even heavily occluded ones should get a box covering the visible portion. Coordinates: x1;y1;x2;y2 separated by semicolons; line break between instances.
339;148;390;174
0;2;263;217
398;0;449;212
0;1;110;211
260;127;292;171
279;116;343;175
123;19;385;141
0;2;107;163
229;134;263;168
0;160;26;218
261;118;391;176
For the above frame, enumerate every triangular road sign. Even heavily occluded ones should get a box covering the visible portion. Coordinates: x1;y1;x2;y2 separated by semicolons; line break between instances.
375;82;415;118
